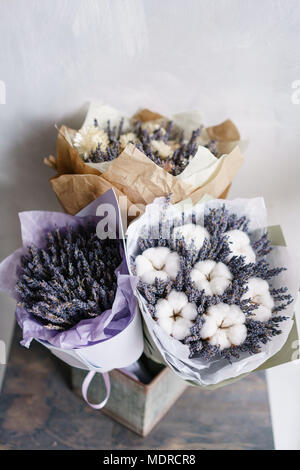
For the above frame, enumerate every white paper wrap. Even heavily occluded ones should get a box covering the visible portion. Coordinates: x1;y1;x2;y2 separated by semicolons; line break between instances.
126;197;299;387
39;307;143;373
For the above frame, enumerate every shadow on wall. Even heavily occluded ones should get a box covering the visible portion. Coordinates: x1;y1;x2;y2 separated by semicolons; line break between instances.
0;102;89;391
0;102;90;244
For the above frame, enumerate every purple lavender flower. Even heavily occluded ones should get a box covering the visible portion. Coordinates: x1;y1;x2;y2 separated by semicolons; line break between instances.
15;224;122;331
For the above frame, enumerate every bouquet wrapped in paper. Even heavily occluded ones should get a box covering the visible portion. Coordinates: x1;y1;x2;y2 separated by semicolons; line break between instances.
126;196;299;388
0;189;143;407
45;103;243;215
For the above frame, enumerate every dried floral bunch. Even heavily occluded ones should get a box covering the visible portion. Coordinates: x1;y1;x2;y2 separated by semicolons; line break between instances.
73;118;218;176
16;224;122;331
132;204;293;361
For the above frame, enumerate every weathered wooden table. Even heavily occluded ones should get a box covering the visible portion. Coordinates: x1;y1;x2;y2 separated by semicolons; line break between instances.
0;329;274;450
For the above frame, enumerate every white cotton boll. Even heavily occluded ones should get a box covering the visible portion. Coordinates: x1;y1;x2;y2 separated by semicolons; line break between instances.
167;290;188;313
135;255;153;277
136;247;180;285
221;304;245;328
206;303;230;325
227;324;247;347
156;299;174;336
245;278;274;309
135;255;167;284
247;278;269;297
226;229;256;264
226;229;250;249
243;246;256;263
209;277;231;296
252;305;272;322
200;303;246;350
157;316;174;336
190;260;232;296
142;270;168;284
211;262;233;281
172;224;209;252
190;269;212;295
164;252;181;280
143;247;170;270
155;290;197;341
199;316;218;339
194;260;216;276
172;317;193;340
242;277;274;322
156;299;173;319
209;329;231;350
181;302;197;321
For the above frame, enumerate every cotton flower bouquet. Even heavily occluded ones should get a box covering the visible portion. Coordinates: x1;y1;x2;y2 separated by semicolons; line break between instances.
0;190;143;406
126;196;299;388
45;103;244;215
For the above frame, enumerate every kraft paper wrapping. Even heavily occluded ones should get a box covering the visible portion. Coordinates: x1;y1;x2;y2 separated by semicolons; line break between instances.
99;144;193;205
51;173;123;215
51;143;243;215
55;125;101;177
47;106;243;215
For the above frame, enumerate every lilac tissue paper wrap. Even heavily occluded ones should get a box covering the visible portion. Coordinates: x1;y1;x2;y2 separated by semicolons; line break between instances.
0;189;138;350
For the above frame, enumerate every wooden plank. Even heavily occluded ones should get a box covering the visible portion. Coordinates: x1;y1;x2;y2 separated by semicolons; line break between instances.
0;328;274;449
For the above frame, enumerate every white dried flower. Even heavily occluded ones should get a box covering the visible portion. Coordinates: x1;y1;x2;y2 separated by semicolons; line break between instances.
142;121;165;134
172;224;210;252
135;247;180;285
156;290;197;340
225;229;256;264
190;260;233;296
200;303;247;350
150;140;172;160
242;277;274;322
73;126;109;160
119;132;137;150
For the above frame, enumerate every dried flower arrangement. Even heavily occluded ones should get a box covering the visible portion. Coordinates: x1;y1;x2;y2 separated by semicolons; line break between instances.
0;191;142;371
73;118;218;176
131;203;293;362
0;192;144;406
15;223;122;331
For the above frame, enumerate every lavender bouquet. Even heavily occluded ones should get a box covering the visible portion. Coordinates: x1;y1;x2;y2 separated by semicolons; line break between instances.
126;196;299;387
0;190;143;374
46;103;243;215
71;106;219;176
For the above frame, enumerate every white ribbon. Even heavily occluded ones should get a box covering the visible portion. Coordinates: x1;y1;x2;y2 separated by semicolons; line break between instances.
81;371;111;410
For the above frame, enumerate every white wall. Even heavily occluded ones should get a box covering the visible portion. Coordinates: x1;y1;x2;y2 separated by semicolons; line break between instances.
0;0;299;244
0;0;299;414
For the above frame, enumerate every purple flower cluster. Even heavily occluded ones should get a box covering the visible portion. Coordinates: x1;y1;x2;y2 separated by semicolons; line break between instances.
16;224;122;331
133;204;293;362
85;119;218;176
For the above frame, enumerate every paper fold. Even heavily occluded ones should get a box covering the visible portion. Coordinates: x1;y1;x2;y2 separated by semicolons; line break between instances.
46;104;243;215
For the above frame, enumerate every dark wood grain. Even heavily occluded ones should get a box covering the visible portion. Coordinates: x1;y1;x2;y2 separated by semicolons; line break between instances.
0;329;274;450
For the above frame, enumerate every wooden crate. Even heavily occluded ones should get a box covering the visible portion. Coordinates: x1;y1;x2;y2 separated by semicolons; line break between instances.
72;359;188;437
